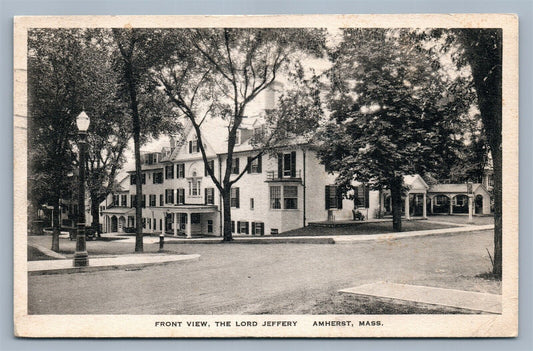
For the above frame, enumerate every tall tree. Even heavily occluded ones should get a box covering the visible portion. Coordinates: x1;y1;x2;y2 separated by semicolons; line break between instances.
112;28;180;251
455;29;503;277
28;29;86;252
318;29;474;232
154;28;326;241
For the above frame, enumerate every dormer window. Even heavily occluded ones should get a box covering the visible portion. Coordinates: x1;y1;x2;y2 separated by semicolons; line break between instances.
189;138;200;153
235;130;241;145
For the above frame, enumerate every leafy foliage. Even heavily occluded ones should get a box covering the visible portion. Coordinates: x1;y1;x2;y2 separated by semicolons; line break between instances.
318;28;476;231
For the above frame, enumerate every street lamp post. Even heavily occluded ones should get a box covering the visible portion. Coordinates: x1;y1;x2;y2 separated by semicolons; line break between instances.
73;111;90;267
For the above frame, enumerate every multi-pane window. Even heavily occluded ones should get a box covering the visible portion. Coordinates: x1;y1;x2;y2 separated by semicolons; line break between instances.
130;195;136;208
237;221;249;234
247;155;262;173
230;187;240;208
141;194;146;208
113;194;119;206
189;139;200;153
165;189;174;204
205;188;215;205
176;188;185;204
177;164;185;178
354;185;369;208
159;194;164;206
284;186;298;209
207;220;213;233
189;181;201;196
153;171;163;184
232;158;240;174
165;165;174;179
149;194;156;207
121;194;127;207
277;151;297;178
270;186;281;209
325;185;343;209
251;222;264;235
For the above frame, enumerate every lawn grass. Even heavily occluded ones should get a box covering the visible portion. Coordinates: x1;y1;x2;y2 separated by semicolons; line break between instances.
27;246;61;261
279;220;454;237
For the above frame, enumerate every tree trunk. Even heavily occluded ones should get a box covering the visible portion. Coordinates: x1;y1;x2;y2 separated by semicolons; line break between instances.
51;197;60;252
134;134;143;252
221;189;233;242
90;193;101;237
491;146;502;277
390;177;403;232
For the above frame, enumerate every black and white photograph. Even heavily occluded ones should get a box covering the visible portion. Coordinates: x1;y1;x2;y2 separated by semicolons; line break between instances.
13;14;518;337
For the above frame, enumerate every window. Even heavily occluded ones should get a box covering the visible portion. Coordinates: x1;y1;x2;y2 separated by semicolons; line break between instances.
141;194;146;208
176;188;185;204
205;160;215;177
113;194;119;206
165;189;174;204
142;218;146;229
252;222;264;235
207;220;213;233
153;172;163;184
159;194;164;206
247;155;262;174
189;180;201;196
232;158;240;174
235;130;241;145
325;185;343;209
133;173;146;184
165;165;174;179
148;218;151;229
231;220;235;233
176;164;185;178
354;185;369;208
191;214;201;224
230;187;240;208
250;198;254;210
149;194;156;207
121;194;127;207
189;138;200;153
237;221;249;234
130;195;137;208
205;188;215;205
154;219;157;230
284;186;298;209
277;151;296;178
270;186;281;209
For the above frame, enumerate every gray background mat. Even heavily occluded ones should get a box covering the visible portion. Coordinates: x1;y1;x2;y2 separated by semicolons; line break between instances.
2;0;531;349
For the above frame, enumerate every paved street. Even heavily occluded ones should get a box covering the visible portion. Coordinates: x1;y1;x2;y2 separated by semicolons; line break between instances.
28;228;499;314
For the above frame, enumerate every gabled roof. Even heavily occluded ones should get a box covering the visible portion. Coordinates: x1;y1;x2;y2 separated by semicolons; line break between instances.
404;174;429;190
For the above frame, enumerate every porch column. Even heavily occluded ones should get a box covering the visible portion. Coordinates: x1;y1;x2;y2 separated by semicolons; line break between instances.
173;213;178;236
430;197;434;214
449;196;454;214
405;195;410;220
422;193;427;219
185;213;192;238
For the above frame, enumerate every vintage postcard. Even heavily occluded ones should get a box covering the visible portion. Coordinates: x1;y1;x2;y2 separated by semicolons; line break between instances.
14;14;518;338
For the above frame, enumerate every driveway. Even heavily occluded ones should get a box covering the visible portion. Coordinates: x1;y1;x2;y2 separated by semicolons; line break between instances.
27;229;499;314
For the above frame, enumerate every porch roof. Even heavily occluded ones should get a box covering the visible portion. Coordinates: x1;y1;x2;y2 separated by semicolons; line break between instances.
101;207;135;215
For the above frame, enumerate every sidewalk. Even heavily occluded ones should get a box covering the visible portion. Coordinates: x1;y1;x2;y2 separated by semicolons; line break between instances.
28;253;200;275
340;282;501;314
